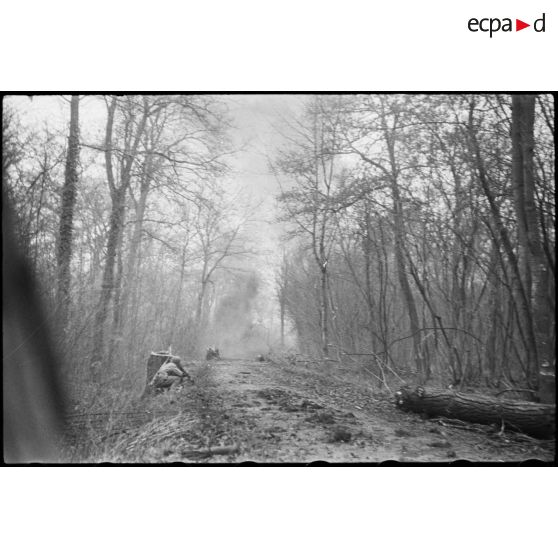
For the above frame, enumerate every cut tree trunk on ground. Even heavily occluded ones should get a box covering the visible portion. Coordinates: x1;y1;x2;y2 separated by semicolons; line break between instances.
180;445;239;458
395;385;555;439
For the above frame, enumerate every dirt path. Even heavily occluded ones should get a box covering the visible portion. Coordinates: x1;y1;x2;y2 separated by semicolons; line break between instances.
115;358;555;463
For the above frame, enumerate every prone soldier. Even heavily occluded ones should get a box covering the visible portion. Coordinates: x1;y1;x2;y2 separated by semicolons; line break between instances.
149;356;193;392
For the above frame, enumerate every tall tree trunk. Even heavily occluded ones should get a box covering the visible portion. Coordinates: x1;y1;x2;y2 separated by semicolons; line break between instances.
363;202;379;356
195;269;210;352
56;95;80;332
90;96;148;372
377;100;425;378
515;95;552;380
169;244;188;350
392;206;424;379
116;153;154;360
280;304;285;348
485;243;500;385
319;262;329;357
90;184;127;368
511;96;532;300
108;211;126;368
315;195;330;357
386;155;424;376
196;277;208;327
375;219;391;362
278;252;289;349
468;100;539;389
90;97;118;370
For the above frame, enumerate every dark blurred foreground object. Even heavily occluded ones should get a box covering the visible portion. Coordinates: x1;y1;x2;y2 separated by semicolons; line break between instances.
206;346;220;360
395;385;555;439
538;368;555;404
143;351;192;395
3;189;65;463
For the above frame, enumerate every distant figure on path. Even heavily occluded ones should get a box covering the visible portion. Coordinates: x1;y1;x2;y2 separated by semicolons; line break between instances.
206;346;220;360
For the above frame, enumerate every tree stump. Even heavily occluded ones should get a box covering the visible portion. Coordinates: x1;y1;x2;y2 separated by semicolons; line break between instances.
142;351;172;396
395;385;555;439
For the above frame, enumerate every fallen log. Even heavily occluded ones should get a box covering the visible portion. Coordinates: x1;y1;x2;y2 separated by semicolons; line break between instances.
395;385;555;439
180;444;239;458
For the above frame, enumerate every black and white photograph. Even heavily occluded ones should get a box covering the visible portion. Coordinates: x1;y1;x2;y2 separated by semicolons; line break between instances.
3;93;555;464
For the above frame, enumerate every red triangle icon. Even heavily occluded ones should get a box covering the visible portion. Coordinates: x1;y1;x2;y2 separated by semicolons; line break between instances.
516;19;530;31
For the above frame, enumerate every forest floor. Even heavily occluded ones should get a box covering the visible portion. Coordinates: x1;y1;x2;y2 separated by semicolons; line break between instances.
89;358;555;463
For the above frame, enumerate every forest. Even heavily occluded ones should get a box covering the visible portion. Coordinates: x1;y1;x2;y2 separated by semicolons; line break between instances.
2;94;555;463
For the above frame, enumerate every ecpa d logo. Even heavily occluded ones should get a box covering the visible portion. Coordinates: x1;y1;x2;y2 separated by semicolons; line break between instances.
468;13;546;37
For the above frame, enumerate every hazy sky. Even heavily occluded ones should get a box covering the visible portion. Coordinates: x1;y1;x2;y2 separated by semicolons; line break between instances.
5;92;304;234
5;93;303;219
6;93;301;186
5;94;308;325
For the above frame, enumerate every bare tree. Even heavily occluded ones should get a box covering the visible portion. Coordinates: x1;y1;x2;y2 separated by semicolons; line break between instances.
511;95;552;384
56;95;80;333
276;97;358;357
90;96;149;371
